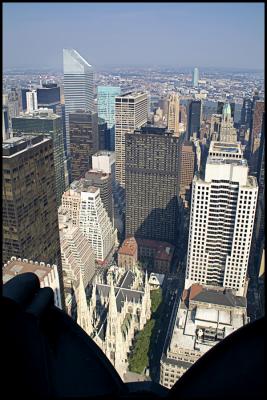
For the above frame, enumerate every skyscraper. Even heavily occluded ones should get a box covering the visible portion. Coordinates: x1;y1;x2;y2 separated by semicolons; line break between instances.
192;67;199;87
69;110;99;182
79;187;117;262
37;83;61;113
63;49;94;155
250;100;264;174
167;93;180;136
2;134;64;306
115;92;148;190
217;101;235;120
185;141;258;296
84;170;113;224
187;100;201;139
97;86;121;150
179;141;195;207
26;90;38;113
219;103;237;142
240;97;252;128
12;108;66;206
125;126;181;244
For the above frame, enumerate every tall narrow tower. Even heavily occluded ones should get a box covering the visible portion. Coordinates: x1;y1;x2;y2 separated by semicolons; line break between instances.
167;93;180;136
63;49;94;155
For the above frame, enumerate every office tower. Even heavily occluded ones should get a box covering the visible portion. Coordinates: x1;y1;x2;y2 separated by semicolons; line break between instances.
69;110;99;182
92;150;116;188
217;101;235;120
84;170;113;223
12;108;65;206
219;103;237;142
158;96;169;117
179;141;195;206
210;114;222;141
79;187;117;262
187;100;201;139
63;49;94;155
61;184;117;262
58;213;96;290
37;83;61;113
240;97;252;128
3;257;62;309
98;117;109;150
3;107;9;140
185;141;258;297
26;90;38;113
2;134;64;306
249;117;265;278
125;126;181;244
167;93;180;136
115;92;148;189
250;100;264;174
97;86;121;150
21;88;30;111
192;67;199;87
61;189;81;226
7;88;20;127
160;283;248;389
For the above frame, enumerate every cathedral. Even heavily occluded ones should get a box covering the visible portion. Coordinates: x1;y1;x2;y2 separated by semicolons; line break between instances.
73;264;151;379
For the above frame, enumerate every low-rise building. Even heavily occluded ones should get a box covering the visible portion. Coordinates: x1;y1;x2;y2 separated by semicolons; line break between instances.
160;284;248;389
137;239;175;274
3;256;62;309
118;237;138;270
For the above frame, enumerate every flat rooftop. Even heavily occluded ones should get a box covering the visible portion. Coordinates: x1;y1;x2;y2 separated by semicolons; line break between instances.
3;257;55;284
209;141;243;155
3;134;50;157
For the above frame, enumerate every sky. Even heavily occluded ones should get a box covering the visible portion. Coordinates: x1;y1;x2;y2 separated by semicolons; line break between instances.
3;2;265;71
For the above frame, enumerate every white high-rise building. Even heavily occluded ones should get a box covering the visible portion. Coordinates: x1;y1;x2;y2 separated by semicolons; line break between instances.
92;150;116;190
79;187;117;262
167;92;180;136
185;142;258;296
115;92;148;188
26;90;38;113
63;49;94;155
219;103;237;143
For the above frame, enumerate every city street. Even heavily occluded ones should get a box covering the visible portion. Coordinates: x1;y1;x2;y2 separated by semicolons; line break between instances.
149;270;185;383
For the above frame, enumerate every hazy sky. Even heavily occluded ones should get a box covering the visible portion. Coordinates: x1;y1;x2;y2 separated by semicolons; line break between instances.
3;2;264;70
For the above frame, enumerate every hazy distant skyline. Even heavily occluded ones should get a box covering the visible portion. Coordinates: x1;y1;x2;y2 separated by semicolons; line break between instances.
3;3;264;71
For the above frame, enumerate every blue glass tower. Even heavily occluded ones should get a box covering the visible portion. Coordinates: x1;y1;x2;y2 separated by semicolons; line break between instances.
97;86;121;151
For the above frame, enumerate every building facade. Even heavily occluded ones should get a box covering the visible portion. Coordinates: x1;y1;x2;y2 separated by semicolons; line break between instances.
12;108;65;206
250;100;264;175
26;90;38;113
192;67;199;87
125;126;181;244
115;92;148;189
97;86;121;151
69;110;99;182
63;49;94;155
167;93;180;136
185;141;258;296
2;135;64;306
179;141;195;207
187;100;201;139
219;103;237;143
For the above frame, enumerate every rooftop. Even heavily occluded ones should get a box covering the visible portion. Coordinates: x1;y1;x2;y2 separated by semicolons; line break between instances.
118;237;138;257
3;257;56;284
136;238;175;262
165;285;247;361
3;134;50;157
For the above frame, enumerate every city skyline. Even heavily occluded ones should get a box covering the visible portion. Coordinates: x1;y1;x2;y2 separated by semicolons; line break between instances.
3;3;264;70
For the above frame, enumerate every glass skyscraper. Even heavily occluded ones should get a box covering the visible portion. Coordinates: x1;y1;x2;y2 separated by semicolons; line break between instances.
97;86;121;151
63;49;94;156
